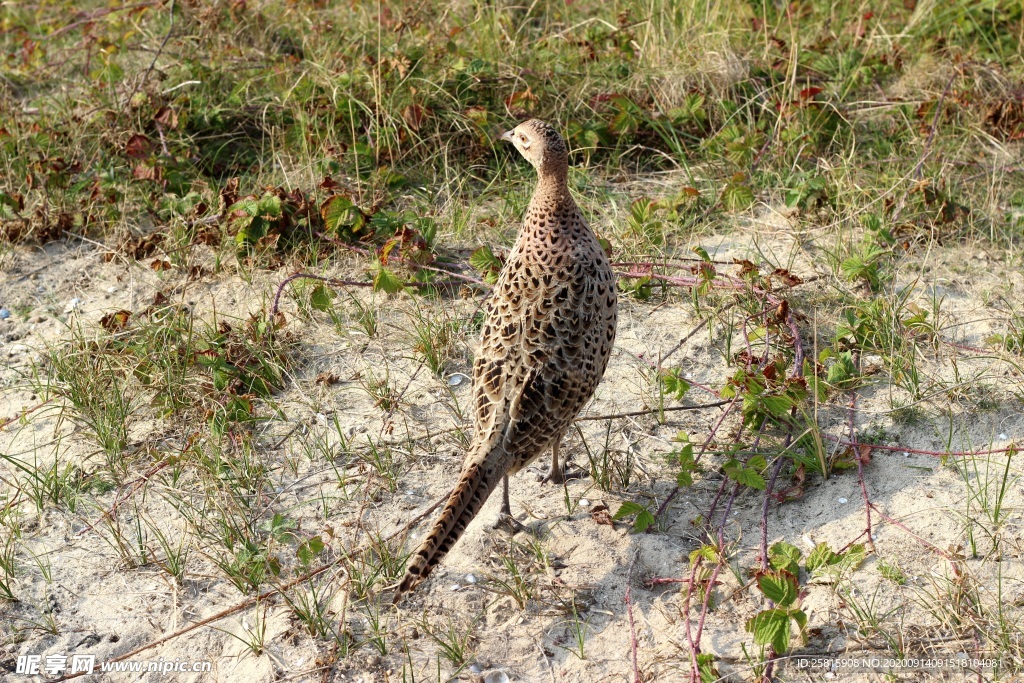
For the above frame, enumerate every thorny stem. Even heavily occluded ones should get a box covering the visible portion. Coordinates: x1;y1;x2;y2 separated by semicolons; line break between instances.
867;502;953;560
759;449;789;570
653;396;740;522
692;557;726;681
824;437;1018;459
683;555;704;682
269;272;458;320
845;361;876;552
626;554;642;683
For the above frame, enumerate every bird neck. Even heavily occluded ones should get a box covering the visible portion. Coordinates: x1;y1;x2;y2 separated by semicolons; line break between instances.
531;168;570;207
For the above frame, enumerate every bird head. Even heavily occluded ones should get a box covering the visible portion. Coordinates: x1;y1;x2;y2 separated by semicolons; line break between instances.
499;119;568;178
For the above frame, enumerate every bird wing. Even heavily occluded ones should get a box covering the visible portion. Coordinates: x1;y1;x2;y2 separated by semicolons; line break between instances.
469;246;599;471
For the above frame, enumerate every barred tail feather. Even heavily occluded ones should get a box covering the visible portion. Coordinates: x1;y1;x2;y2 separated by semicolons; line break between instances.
395;453;503;600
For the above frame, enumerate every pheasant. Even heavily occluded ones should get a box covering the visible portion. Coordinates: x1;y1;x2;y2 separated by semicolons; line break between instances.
395;119;617;599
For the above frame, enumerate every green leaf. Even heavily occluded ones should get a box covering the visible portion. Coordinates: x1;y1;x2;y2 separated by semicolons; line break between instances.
691;246;711;263
676;441;696;487
613;501;655;532
228;197;259;216
321;195;368;238
689;544;719;564
373;265;404;294
469;245;503;283
805;542;841;574
213;365;232;391
0;193;20;220
659;368;690;401
768;542;802;576
696;653;719;683
257;193;282;218
296;535;325;565
264;513;295;540
838;543;867;571
746;608;791;653
724;462;766;490
613;501;645;520
721;180;755;212
747;454;768;471
757;570;799;607
235;215;267;246
761;393;793;417
790;608;808;645
310;284;335;312
632;508;655;532
224;396;252;422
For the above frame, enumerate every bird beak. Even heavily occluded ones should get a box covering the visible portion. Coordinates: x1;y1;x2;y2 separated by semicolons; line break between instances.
499;129;514;143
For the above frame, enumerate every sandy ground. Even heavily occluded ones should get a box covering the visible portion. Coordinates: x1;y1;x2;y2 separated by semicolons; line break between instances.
1;209;1023;682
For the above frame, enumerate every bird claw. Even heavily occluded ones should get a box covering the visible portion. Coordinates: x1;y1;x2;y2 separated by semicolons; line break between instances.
538;464;586;485
494;512;529;534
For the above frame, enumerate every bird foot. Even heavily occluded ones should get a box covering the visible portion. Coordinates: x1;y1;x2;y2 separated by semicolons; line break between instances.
538;463;587;485
493;512;529;534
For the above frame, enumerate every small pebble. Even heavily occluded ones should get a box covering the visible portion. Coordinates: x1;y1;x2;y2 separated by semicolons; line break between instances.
107;286;118;294
464;573;477;584
0;308;10;320
837;497;848;504
449;584;463;592
483;671;510;683
999;433;1009;440
64;298;82;313
579;498;591;507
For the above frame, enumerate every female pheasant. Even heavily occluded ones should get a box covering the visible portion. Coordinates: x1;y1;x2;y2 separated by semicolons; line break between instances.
395;119;617;598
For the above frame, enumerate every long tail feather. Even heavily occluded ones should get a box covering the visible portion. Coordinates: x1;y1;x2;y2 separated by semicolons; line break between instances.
395;450;504;600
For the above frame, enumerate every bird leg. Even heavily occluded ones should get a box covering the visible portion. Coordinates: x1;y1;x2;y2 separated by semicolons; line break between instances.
540;439;587;484
542;441;565;485
494;474;527;533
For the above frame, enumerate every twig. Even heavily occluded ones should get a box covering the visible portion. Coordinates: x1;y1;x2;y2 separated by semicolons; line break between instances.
0;398;56;431
123;0;175;113
575;399;730;422
913;70;960;181
75;459;172;538
268;272;463;320
823;436;1019;459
